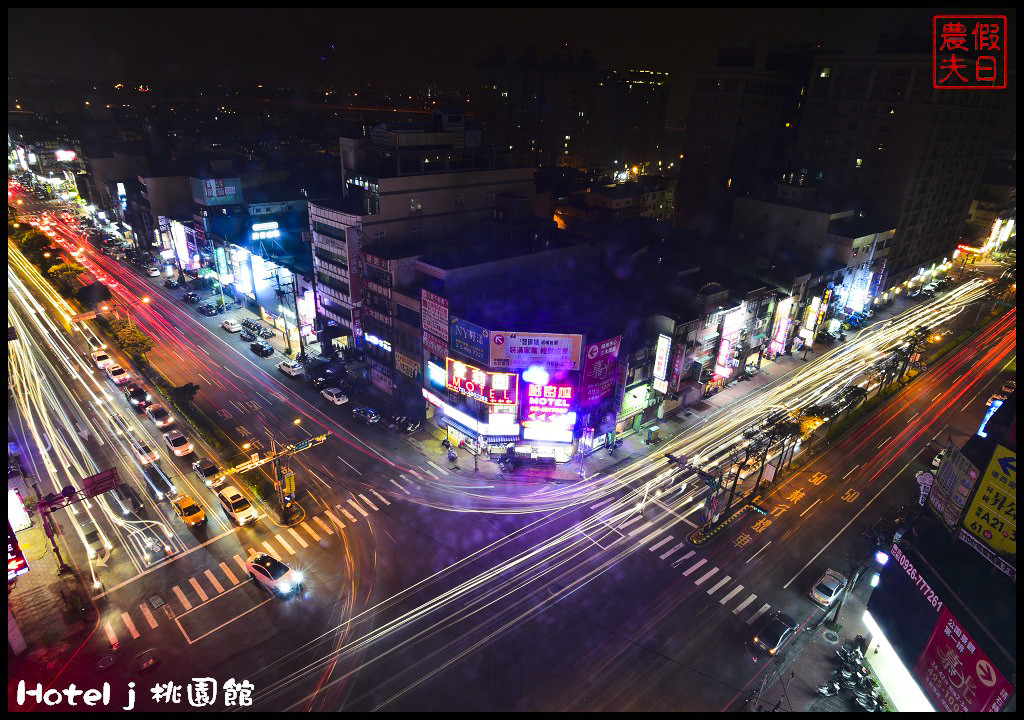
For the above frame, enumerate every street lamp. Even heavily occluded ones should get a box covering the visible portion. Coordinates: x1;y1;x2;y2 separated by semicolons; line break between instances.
100;296;150;325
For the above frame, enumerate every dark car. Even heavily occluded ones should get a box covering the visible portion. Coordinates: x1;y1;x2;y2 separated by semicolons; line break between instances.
198;304;218;316
239;329;257;342
123;383;153;411
309;375;329;390
163;278;180;289
250;341;274;357
352;406;380;424
182;291;201;303
746;611;799;661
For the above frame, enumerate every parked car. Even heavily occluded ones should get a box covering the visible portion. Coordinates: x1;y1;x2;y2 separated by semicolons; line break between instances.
217;486;259;525
182;291;201;303
250;341;274;357
171;494;206;528
106;364;131;385
163;430;193;457
1001;380;1016;394
192;457;226;488
145;404;174;428
91;350;113;369
198;304;218;316
321;387;349;405
808;569;848;608
221;318;242;333
123;383;153;411
163;278;180;289
133;442;160;465
245;552;302;596
277;360;304;377
908;288;922;298
239;329;256;342
146;266;162;277
352;406;380;424
746;611;799;661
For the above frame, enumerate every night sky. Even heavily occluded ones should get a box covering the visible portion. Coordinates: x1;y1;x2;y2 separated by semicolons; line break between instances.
7;8;1012;114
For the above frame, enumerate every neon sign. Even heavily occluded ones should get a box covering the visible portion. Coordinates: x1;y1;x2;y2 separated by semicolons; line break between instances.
771;297;793;354
653;334;671;381
446;358;518;406
524;383;574;425
715;308;744;379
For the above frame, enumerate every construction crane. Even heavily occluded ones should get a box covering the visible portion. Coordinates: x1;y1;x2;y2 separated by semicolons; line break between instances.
222;432;330;519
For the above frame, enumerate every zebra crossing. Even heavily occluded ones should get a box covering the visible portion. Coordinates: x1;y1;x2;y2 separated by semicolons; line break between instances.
587;495;773;626
101;487;394;648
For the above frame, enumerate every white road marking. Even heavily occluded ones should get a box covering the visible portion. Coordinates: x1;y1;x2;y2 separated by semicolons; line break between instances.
733;594;758;615
140;603;158;629
369;488;391;505
719;584;745;605
204;569;224;594
590;496;616;511
172;585;192;610
261;541;280;558
706;576;732;594
219;562;239;585
746;542;772;564
617;515;644;531
300;522;320;542
338;505;358;523
877;435;893;449
189;577;208;602
627;521;654;538
670;549;696;566
103;621;118;648
799;499;821;518
325;510;345;530
287;527;308;548
908;412;920;422
648;536;673;553
314;515;334;534
336;455;363;476
694;568;720;586
842;465;860;480
122;612;140;639
358;493;380;511
388;478;411;495
426;460;448;475
347;498;370;517
682;558;708;576
421;467;439;480
233;555;248;574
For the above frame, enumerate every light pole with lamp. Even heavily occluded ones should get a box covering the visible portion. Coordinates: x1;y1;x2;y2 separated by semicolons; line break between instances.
100;296;151;325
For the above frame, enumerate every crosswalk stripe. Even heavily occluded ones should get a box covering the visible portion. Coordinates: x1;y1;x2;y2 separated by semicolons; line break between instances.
358;493;380;511
121;612;140;639
637;528;666;546
617;514;644;531
694;568;720;586
262;541;280;558
369;489;391;506
627;520;655;538
747;603;772;625
733;594;758;615
172;585;192;610
338;505;358;523
275;534;296;555
347;498;369;517
648;536;673;553
706;576;731;594
220;562;239;585
719;584;744;605
671;550;696;566
204;569;224;594
661;543;686;560
103;621;118;648
388;477;411;495
300;522;320;542
682;558;708;576
313;515;334;534
590;496;616;511
189;577;208;602
233;555;248;574
140;603;158;629
287;527;308;548
325;510;345;530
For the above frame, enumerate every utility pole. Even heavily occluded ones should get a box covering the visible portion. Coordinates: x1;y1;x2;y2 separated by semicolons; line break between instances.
32;482;71;574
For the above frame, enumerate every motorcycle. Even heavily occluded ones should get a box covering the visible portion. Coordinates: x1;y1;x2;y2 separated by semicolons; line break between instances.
447;448;457;463
815;679;840;697
405;420;420;433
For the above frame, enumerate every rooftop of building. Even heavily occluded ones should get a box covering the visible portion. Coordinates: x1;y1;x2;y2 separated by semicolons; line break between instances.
826;215;894;239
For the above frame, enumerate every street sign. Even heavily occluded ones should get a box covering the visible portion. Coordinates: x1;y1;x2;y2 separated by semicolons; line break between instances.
71;311;97;322
281;469;296;495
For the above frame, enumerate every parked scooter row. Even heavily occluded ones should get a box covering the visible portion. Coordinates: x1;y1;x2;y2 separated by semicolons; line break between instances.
815;635;886;711
386;413;421;434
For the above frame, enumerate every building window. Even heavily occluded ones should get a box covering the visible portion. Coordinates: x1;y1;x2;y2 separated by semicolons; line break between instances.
373;230;385;241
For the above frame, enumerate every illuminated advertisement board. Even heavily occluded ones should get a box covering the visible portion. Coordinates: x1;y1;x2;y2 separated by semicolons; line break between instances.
962;444;1016;556
450;318;489;366
580;336;622;406
770;297;793;355
653;334;671;381
913;606;1013;712
816;288;831;326
446;358;518;406
804;296;821;331
489;332;583;372
714;307;744;379
8;521;29;582
523;382;576;443
421;290;449;341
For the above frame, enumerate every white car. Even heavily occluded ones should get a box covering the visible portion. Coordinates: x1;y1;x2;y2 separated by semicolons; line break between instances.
321;387;349;405
245;552;302;596
221;319;242;333
133;442;160;465
146;404;174;428
277;360;304;377
147;266;161;277
91;350;112;369
217;486;259;525
163;430;193;457
106;364;131;385
808;569;848;608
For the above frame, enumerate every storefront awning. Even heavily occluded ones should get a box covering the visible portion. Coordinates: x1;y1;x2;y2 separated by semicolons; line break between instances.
482;435;519;445
442;417;479;439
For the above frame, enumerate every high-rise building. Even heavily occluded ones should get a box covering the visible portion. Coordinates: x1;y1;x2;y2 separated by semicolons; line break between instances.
675;41;810;236
786;37;1011;288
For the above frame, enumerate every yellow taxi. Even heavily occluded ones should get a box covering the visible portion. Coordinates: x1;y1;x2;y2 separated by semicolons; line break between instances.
171;493;207;528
